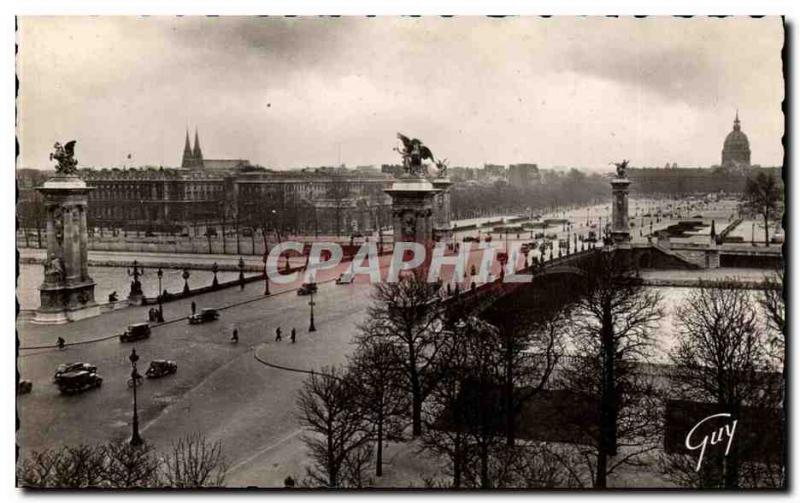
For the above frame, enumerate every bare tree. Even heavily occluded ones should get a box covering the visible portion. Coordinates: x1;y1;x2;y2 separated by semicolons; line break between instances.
760;268;785;486
102;441;161;488
560;250;664;488
421;314;567;489
17;444;109;488
742;171;782;246
326;175;351;237
667;281;781;488
160;433;228;488
358;274;445;436
496;307;567;447
296;366;370;488
349;338;409;477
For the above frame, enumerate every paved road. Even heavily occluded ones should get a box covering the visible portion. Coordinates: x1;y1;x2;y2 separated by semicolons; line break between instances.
17;242;515;487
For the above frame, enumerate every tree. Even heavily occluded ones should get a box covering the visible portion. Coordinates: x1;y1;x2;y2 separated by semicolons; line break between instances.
560;250;663;488
18;436;226;489
102;441;161;488
760;268;785;486
496;307;567;447
17;444;108;488
349;339;409;477
296;366;370;488
160;434;228;488
742;171;782;246
326;175;351;237
358;274;445;436
668;281;780;488
421;314;566;489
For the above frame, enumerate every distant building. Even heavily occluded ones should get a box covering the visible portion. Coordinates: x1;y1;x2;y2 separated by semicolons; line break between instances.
381;164;404;177
508;163;539;187
721;111;751;170
181;128;252;171
483;163;506;178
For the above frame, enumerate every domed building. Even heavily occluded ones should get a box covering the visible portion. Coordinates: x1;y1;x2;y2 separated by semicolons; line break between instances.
721;111;751;169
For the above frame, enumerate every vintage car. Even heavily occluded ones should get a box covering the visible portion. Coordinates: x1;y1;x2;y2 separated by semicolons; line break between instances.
54;362;98;383
188;308;220;324
145;360;178;379
57;370;103;394
297;282;318;296
17;380;33;395
120;323;151;343
462;236;478;243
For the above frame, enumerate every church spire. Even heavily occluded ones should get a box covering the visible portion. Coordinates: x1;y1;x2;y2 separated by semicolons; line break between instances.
181;128;194;168
733;110;741;131
193;128;203;160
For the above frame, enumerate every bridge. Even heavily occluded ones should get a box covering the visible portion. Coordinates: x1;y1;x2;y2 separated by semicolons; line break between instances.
446;240;780;318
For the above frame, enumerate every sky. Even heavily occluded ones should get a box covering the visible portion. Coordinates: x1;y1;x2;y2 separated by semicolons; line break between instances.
16;16;784;171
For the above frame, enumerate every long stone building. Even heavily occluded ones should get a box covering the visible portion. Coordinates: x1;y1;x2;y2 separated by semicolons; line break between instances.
18;130;397;237
75;165;394;236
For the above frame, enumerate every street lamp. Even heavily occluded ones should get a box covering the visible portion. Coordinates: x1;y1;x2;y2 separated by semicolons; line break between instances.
156;267;163;318
182;268;191;294
129;348;143;446
238;257;245;290
262;252;270;295
308;288;317;332
127;260;143;297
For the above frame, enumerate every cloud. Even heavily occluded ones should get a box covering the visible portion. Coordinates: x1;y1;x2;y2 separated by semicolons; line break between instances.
16;16;784;171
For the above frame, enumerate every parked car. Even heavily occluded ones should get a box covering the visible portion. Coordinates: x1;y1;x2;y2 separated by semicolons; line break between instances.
462;236;478;243
17;380;32;395
241;227;254;237
54;362;98;383
57;370;103;394
120;323;151;343
188;308;220;324
146;360;178;379
297;282;318;295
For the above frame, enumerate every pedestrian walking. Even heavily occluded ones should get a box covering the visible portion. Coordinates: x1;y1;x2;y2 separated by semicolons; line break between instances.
191;301;196;315
231;328;239;343
275;327;282;342
57;337;65;350
290;328;296;344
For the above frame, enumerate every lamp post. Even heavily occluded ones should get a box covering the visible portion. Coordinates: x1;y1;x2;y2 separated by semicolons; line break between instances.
308;288;316;332
156;267;163;318
129;348;143;446
211;262;219;287
262;252;270;295
127;260;144;298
